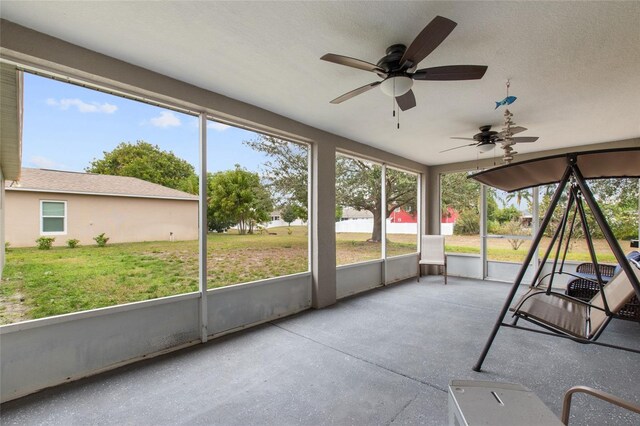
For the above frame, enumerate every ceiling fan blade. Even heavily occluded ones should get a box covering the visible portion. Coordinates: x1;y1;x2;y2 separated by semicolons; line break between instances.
321;53;386;75
395;90;416;111
400;16;457;67
330;81;381;104
413;65;488;81
498;126;528;136
512;136;539;143
440;143;476;153
450;137;476;141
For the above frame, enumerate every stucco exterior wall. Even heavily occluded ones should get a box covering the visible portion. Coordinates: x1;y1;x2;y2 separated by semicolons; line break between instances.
5;191;198;247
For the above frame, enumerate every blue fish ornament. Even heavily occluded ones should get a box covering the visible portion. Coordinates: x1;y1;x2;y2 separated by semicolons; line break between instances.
495;96;517;109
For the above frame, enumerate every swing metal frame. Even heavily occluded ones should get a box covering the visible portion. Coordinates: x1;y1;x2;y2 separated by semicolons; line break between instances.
471;150;640;372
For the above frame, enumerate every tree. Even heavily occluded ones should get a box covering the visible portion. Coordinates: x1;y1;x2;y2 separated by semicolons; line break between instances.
87;141;197;193
539;178;639;241
505;189;532;210
494;205;521;224
336;158;417;242
208;166;273;235
246;135;417;242
441;171;481;235
281;204;298;226
590;178;639;240
441;171;480;216
243;136;309;218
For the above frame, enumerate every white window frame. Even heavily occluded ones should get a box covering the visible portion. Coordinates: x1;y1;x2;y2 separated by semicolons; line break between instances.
385;164;421;258
40;200;67;235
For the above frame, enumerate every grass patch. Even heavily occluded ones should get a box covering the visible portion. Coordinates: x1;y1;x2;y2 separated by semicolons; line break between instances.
444;235;626;263
1;227;629;324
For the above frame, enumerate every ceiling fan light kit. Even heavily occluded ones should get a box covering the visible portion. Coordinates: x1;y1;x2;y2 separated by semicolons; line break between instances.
380;76;413;97
478;143;494;153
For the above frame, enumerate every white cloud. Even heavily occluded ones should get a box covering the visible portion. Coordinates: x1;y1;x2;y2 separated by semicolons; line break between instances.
46;98;118;114
207;121;230;131
150;111;181;128
29;155;66;169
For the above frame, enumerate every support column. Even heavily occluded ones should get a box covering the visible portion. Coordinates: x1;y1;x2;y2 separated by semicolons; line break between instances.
427;169;439;235
480;184;488;279
198;113;208;342
381;164;387;284
311;142;336;308
532;187;540;274
0;171;5;279
418;170;426;255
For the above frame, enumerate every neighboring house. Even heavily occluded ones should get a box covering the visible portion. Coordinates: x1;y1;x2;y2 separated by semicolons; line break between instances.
5;168;198;247
335;206;418;235
441;206;459;224
441;206;459;235
340;207;373;221
389;208;417;223
265;210;306;228
520;214;533;227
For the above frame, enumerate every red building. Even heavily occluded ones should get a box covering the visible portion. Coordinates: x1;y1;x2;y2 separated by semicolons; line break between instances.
441;206;459;224
389;208;417;223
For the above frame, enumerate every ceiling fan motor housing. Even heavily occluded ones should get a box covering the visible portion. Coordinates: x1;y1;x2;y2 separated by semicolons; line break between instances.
376;44;408;74
474;125;500;143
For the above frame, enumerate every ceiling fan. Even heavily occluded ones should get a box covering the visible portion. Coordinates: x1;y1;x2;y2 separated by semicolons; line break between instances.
442;125;539;153
321;16;488;111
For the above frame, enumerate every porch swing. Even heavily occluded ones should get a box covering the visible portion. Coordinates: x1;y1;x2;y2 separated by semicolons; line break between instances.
469;148;640;372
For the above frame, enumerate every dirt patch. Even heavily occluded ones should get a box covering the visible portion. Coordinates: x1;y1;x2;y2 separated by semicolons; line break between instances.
0;291;29;325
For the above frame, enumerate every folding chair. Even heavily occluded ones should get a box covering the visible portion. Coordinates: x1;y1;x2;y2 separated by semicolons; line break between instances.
418;235;447;284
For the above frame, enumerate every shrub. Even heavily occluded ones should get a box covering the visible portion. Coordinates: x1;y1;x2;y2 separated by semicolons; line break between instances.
94;233;110;247
454;209;480;235
487;220;500;234
36;236;55;250
67;239;80;248
494;206;521;224
499;220;527;251
4;241;10;251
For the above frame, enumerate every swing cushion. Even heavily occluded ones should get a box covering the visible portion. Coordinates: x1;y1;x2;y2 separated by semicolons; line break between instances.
513;290;588;338
512;261;640;339
589;263;640;337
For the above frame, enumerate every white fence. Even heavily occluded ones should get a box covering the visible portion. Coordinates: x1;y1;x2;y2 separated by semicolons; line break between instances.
334;218;417;235
265;219;306;228
441;223;454;235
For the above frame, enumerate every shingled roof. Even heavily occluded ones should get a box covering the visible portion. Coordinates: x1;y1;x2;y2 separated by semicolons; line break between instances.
5;168;198;200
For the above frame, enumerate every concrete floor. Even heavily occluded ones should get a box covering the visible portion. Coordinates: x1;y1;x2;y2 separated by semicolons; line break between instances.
1;277;639;425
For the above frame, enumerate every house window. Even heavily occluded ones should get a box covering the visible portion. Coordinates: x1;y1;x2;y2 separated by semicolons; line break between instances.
41;200;67;234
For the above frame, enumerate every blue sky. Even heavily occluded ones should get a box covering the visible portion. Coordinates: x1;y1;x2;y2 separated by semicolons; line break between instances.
23;73;269;174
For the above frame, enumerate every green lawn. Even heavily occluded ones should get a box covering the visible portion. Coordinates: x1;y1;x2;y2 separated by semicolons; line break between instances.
1;227;417;324
1;227;626;325
444;235;627;263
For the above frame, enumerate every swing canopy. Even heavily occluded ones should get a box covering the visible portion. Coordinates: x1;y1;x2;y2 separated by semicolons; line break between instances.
469;147;640;192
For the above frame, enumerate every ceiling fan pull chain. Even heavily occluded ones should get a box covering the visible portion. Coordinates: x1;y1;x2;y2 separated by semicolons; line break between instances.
392;78;396;117
397;107;400;129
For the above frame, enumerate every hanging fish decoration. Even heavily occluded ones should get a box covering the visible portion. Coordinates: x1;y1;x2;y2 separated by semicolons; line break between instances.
495;96;517;109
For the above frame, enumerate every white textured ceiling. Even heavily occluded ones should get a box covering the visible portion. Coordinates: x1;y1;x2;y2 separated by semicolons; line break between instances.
2;1;639;165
